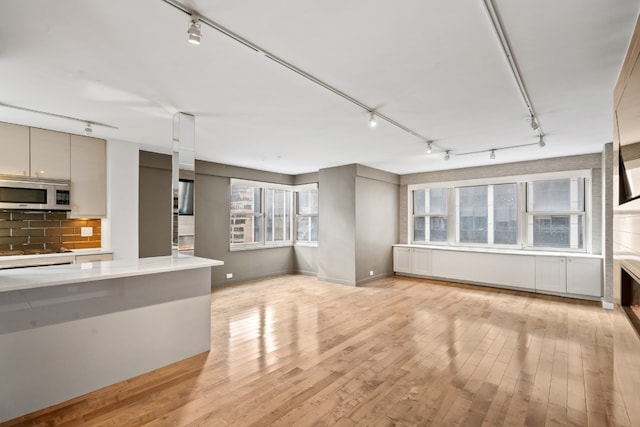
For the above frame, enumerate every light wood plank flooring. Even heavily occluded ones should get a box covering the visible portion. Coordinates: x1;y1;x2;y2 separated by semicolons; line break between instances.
3;275;633;426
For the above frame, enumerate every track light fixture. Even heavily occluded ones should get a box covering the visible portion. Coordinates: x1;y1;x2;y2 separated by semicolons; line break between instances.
529;114;539;131
187;13;202;44
369;111;377;128
84;123;92;135
426;141;433;154
539;135;546;147
444;150;450;161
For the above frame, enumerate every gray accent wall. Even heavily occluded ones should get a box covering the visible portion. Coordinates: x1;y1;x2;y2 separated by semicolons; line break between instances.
195;160;295;286
355;174;398;283
318;164;399;286
138;151;172;258
318;164;357;285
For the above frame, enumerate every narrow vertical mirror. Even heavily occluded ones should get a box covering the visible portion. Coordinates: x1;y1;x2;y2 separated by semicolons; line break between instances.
172;112;196;257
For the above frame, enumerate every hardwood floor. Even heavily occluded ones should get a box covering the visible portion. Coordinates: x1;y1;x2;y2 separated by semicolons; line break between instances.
3;275;634;426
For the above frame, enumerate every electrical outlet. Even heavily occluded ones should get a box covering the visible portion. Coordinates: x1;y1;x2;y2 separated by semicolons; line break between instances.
81;227;93;237
369;270;374;276
226;273;233;279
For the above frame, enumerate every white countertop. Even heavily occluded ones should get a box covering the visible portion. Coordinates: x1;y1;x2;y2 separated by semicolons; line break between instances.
0;255;223;293
393;243;603;259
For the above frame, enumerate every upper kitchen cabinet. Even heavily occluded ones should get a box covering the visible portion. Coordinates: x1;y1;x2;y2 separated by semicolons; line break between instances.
30;128;71;179
0;121;30;176
69;135;106;218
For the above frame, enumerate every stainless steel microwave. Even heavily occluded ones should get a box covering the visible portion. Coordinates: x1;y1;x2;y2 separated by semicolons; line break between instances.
0;175;71;211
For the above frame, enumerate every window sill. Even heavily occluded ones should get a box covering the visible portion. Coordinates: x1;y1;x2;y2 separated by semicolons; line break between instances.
294;242;318;248
230;242;293;252
397;244;600;259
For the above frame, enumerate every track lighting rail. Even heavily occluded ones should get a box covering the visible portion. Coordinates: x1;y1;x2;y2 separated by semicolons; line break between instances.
162;0;546;162
160;0;436;146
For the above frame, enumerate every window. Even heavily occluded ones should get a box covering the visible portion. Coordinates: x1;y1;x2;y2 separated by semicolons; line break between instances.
526;178;585;249
265;188;292;242
230;184;261;245
413;188;448;243
455;183;518;245
295;185;318;244
457;185;488;244
409;171;589;251
230;180;293;248
493;183;518;244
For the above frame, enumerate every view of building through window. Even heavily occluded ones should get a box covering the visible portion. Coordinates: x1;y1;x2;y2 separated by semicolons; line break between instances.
230;180;318;248
230;184;261;244
265;188;292;243
411;174;587;250
527;178;585;249
413;188;448;242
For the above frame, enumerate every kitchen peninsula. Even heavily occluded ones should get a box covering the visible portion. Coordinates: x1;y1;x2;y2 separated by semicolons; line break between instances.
0;255;223;423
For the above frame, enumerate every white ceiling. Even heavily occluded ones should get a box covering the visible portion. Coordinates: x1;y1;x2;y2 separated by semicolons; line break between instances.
0;0;638;175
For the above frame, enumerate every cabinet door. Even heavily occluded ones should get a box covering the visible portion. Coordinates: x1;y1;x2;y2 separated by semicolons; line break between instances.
70;135;106;218
30;128;70;179
536;256;566;293
567;257;602;297
0;122;30;176
412;248;432;276
393;247;412;273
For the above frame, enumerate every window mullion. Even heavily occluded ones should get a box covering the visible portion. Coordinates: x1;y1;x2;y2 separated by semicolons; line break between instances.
487;185;494;245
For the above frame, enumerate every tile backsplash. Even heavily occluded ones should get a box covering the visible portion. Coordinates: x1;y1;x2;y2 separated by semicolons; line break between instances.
0;210;101;253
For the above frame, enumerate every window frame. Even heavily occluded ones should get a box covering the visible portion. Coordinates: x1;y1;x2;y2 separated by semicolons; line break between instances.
412;187;450;244
454;183;520;248
524;177;586;251
294;183;319;246
407;170;591;253
229;179;294;251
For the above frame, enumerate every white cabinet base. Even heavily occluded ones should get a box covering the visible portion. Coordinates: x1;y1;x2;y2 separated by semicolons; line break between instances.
536;256;567;293
393;245;602;301
567;257;602;297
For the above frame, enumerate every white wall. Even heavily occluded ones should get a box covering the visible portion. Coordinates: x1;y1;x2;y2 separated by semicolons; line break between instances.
102;139;139;260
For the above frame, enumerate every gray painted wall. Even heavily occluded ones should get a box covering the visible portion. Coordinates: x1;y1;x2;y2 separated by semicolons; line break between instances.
318;164;357;285
293;245;318;276
355;176;398;283
318;164;399;286
138;151;172;258
195;161;295;286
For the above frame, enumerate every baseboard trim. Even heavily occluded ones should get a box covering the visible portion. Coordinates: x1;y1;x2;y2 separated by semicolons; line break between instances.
602;299;614;310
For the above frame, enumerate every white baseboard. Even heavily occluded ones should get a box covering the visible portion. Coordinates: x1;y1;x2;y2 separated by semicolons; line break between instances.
602;299;614;310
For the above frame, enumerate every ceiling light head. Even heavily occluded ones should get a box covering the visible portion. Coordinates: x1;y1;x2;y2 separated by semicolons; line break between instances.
444;150;450;161
539;135;546;147
426;141;433;154
187;14;202;45
490;149;496;160
369;111;377;128
84;123;92;135
530;114;539;130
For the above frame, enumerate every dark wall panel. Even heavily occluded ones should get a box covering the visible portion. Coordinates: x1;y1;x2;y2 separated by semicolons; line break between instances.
138;151;171;258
